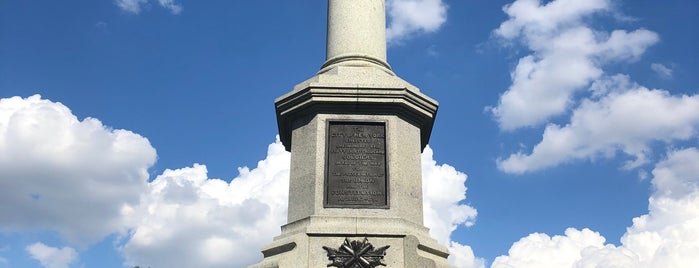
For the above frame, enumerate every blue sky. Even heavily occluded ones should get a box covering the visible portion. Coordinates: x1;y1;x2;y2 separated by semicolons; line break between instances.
1;0;698;267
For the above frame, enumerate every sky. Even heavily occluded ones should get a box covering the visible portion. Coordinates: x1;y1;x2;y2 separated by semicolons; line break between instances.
1;0;698;267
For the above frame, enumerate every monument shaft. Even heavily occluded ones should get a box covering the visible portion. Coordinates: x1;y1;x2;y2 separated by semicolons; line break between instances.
250;1;452;267
323;0;390;71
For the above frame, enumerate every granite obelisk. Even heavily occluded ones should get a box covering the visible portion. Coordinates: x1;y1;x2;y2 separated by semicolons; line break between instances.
250;0;452;267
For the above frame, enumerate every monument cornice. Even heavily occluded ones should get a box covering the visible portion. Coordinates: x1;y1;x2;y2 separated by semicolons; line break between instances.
275;85;438;152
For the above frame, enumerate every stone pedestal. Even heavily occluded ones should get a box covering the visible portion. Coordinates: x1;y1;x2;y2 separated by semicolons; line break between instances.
249;0;452;267
251;217;450;267
249;65;451;268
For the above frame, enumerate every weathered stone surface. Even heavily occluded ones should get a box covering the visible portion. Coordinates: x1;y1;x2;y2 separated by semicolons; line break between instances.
323;0;390;73
249;216;452;268
275;65;438;153
250;0;452;267
252;80;450;267
284;113;424;225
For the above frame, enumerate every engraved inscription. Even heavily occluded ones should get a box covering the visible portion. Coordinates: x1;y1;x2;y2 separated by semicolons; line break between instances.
326;121;388;208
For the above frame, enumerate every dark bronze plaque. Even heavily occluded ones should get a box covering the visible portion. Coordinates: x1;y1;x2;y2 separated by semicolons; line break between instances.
325;121;388;208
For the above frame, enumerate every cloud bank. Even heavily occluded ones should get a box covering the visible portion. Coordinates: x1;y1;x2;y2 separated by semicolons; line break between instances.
493;148;699;268
490;0;658;131
0;95;479;267
121;142;482;268
497;75;699;174
0;95;156;246
491;0;699;175
491;1;699;267
120;141;291;268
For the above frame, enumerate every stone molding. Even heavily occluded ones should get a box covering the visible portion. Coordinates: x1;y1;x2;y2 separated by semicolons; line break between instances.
275;67;438;152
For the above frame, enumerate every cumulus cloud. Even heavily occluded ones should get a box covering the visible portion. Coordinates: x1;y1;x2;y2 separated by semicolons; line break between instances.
421;146;483;267
498;76;699;174
119;140;290;268
387;0;448;43
489;0;658;130
491;0;696;174
650;148;699;199
494;0;609;39
115;0;182;14
621;148;699;267
450;241;486;268
491;2;699;266
492;228;611;268
26;243;77;268
494;148;699;267
0;95;156;245
422;146;478;244
0;95;478;267
120;142;480;267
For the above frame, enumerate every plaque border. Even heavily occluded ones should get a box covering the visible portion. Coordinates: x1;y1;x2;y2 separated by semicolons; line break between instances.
324;120;390;209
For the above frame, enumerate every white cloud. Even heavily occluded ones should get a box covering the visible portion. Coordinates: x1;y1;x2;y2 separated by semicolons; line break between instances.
422;146;478;244
489;0;658;130
421;146;483;267
615;148;699;267
115;0;147;14
121;142;479;267
491;2;699;266
157;0;182;14
497;77;699;174
651;63;674;79
0;95;156;246
491;0;691;174
387;0;448;44
26;243;77;268
495;0;610;40
492;228;610;268
493;148;699;268
115;0;182;14
650;148;699;199
0;95;479;267
120;139;291;268
450;241;486;268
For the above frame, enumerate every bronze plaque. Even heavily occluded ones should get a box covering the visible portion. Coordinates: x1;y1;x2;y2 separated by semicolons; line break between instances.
325;121;388;208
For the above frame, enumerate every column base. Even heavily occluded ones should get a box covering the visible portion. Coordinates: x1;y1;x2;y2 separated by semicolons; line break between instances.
249;216;453;268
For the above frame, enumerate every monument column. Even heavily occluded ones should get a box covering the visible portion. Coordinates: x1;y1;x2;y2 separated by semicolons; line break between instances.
250;0;453;267
322;0;391;72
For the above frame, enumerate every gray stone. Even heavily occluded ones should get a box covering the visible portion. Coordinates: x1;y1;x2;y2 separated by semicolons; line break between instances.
323;0;390;73
249;0;453;267
275;65;438;152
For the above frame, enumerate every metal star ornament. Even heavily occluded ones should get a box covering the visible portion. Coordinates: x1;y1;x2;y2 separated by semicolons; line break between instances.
322;238;390;268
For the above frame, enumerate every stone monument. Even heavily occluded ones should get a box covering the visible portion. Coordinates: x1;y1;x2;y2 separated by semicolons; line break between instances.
250;0;452;267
